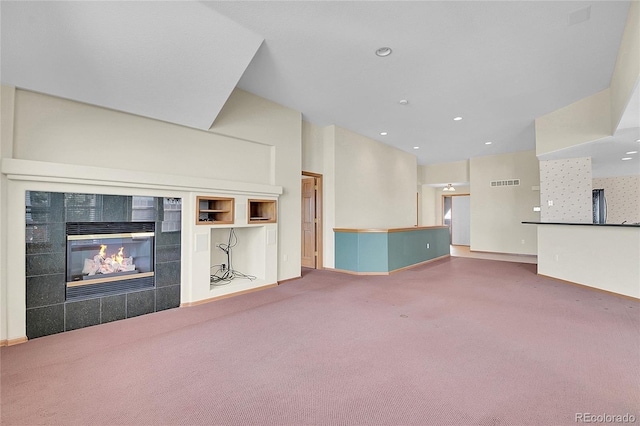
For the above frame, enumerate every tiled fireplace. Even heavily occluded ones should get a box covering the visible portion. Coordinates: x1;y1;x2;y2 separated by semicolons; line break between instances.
25;191;182;339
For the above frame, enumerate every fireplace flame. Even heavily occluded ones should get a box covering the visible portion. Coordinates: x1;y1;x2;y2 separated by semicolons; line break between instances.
83;245;135;276
115;247;124;264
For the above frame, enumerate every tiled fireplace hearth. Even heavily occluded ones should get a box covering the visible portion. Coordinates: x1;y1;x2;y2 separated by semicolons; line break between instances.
25;191;182;339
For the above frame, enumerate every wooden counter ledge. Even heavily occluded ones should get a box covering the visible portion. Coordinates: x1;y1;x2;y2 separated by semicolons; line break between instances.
334;226;449;233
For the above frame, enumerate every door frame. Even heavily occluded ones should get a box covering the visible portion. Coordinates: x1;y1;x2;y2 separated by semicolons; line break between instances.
302;171;323;269
442;193;470;246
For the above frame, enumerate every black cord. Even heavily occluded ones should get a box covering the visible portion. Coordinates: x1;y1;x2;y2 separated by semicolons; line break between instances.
210;228;256;286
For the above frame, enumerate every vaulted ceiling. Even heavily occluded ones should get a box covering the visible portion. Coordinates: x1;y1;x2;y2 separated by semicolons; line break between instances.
1;1;636;171
1;1;263;130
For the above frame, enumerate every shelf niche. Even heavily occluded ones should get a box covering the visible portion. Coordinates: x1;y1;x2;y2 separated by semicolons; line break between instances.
196;196;234;225
248;199;277;224
210;227;267;290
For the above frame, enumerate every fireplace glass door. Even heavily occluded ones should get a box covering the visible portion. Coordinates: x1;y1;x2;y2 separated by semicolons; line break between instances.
66;222;155;299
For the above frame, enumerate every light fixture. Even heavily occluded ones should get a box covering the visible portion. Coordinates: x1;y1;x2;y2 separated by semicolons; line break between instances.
636;139;640;142
375;47;392;57
626;151;638;154
413;146;419;150
453;116;463;121
380;132;388;136
399;99;409;105
442;184;456;192
485;141;493;145
622;157;633;161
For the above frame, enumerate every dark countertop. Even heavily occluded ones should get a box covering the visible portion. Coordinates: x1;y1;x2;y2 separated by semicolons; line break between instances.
522;221;640;227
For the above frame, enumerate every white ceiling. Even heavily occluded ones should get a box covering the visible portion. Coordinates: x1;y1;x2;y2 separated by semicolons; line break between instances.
1;1;636;172
1;1;263;130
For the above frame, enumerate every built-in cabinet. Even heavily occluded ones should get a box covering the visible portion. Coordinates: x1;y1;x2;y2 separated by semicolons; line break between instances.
248;199;277;223
195;197;278;225
191;194;280;304
196;196;234;225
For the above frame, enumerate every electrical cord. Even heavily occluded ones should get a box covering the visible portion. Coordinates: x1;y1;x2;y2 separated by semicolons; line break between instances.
210;228;256;285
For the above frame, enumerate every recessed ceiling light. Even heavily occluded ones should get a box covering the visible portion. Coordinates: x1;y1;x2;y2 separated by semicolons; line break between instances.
399;99;408;105
637;139;640;142
626;151;638;154
413;146;419;150
622;157;633;161
380;132;388;136
375;47;392;57
453;116;463;121
485;141;492;145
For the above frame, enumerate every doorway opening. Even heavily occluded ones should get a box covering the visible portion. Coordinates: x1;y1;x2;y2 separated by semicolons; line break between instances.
301;172;323;269
443;194;470;247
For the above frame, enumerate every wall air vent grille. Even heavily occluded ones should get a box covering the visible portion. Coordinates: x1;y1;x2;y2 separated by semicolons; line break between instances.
490;179;520;187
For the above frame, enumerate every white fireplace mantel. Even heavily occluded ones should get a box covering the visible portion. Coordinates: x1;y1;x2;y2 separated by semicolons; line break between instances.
2;158;283;196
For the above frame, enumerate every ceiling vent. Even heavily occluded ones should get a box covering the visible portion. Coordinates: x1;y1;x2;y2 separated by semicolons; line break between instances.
568;6;591;26
490;179;520;187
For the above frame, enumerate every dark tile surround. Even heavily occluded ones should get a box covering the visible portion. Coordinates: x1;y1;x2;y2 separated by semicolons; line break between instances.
25;192;182;339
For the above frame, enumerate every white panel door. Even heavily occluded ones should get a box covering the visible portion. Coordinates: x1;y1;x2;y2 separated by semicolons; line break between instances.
452;195;470;246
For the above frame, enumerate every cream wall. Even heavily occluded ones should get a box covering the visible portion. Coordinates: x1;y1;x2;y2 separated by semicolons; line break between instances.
301;123;417;268
470;151;540;255
0;85;16;343
302;120;325;173
419;185;438;226
321;126;337;268
420;151;540;255
537;225;640;299
418;161;471;227
419;152;539;255
209;89;302;280
334;127;417;229
301;121;337;268
13;89;272;184
535;89;612;156
610;1;640;130
420;160;469;185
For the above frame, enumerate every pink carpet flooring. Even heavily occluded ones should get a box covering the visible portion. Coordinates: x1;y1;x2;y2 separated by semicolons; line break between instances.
1;257;639;425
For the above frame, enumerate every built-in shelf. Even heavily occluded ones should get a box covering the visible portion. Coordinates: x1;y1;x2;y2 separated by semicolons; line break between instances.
248;199;277;224
196;196;234;225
